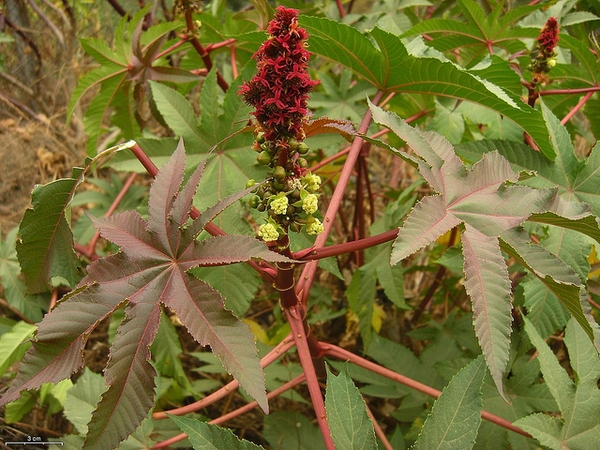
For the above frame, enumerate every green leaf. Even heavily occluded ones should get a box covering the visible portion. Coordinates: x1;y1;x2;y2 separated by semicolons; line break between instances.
325;364;377;450
0;227;46;321
412;356;485;450
400;0;542;67
167;415;263;450
309;70;376;124
500;227;600;348
302;16;553;158
17;173;83;293
346;267;377;348
0;320;36;377
151;311;192;390
516;318;600;449
63;368;106;434
191;264;260;318
149;81;204;149
263;411;327;450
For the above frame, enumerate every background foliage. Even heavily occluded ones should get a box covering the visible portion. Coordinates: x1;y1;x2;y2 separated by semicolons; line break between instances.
1;0;600;449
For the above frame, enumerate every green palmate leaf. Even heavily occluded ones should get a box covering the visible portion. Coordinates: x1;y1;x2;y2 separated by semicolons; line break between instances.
167;415;263;450
0;141;293;450
301;16;554;158
149;81;204;148
401;0;542;67
309;70;377;124
17;170;83;293
516;318;600;449
413;356;485;450
346;267;377;348
368;102;569;396
325;365;377;450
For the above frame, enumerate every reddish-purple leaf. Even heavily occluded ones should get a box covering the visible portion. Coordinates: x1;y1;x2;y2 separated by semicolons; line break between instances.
147;138;186;256
162;270;268;412
370;103;560;398
0;141;286;449
89;211;168;261
462;225;512;400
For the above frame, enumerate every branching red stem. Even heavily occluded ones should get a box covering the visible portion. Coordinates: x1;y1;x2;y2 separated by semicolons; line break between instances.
152;334;295;420
152;374;307;448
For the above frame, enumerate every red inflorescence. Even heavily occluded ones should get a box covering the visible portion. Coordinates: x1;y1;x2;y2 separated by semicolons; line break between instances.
538;17;559;54
239;6;318;142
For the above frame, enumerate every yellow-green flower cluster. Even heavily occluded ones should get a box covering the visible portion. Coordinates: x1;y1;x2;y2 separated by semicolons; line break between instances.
270;193;289;215
258;223;279;242
305;216;324;235
302;194;318;214
304;173;321;193
249;168;324;241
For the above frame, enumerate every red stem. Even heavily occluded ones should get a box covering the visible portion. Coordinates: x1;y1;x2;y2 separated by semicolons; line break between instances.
561;91;594;125
183;8;229;91
285;307;335;450
154;37;188;60
539;85;600;96
293;228;398;261
152;374;307;448
152;334;296;420
296;90;385;303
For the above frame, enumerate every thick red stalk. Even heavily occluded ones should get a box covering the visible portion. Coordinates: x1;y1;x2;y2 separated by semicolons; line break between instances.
285;307;336;449
561;91;594;125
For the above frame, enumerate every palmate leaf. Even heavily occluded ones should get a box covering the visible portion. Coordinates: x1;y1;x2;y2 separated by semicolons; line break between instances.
0;140;292;450
400;0;542;67
300;15;554;159
368;102;571;398
516;318;600;449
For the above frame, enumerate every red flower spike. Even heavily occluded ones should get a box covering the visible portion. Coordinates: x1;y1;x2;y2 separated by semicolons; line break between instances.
529;17;559;76
538;17;559;54
239;6;318;142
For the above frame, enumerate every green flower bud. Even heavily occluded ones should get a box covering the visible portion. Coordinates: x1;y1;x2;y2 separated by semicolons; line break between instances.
273;165;287;180
257;151;272;165
248;195;260;208
297;142;310;154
